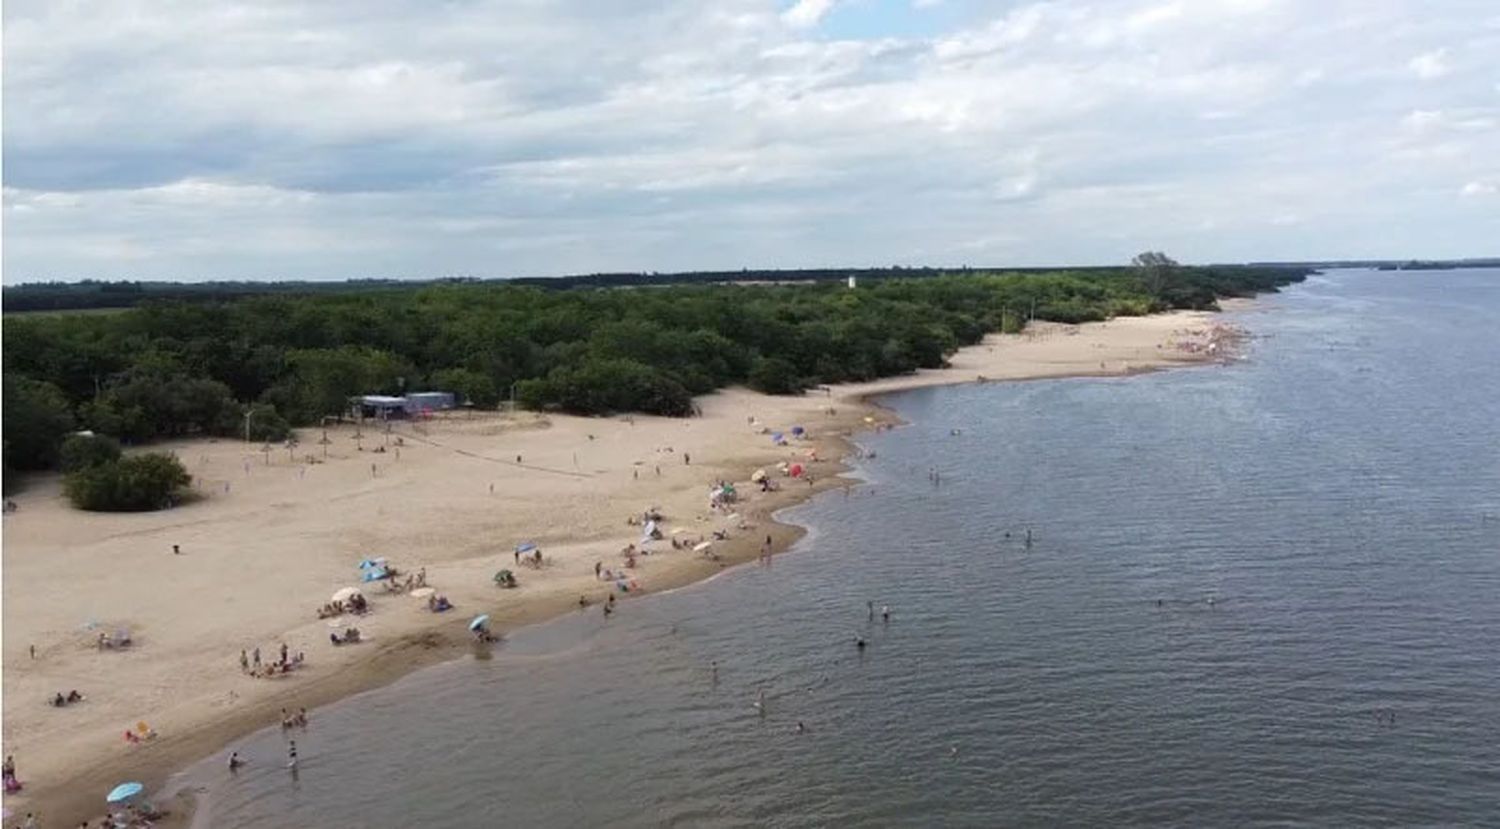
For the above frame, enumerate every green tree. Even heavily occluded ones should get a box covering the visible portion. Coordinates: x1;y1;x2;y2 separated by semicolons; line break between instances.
59;433;123;472
431;367;499;408
2;375;76;470
748;356;803;395
64;452;192;512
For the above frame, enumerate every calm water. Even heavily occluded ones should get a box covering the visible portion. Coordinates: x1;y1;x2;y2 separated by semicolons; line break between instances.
179;269;1500;827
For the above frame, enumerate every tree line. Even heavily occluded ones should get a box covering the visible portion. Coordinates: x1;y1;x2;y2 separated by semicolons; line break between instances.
3;263;1308;497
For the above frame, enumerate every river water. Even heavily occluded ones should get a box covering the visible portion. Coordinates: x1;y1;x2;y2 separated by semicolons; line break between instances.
179;268;1500;827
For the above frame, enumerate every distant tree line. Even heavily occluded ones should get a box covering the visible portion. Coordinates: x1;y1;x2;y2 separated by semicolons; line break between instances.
2;263;1307;496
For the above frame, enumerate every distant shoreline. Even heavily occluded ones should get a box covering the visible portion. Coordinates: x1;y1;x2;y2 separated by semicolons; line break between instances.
2;305;1249;828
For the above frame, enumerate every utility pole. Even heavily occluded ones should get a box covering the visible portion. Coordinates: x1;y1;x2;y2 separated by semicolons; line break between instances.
243;409;253;443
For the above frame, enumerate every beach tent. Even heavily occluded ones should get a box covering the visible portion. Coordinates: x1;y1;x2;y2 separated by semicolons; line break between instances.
331;587;362;604
106;782;144;804
357;557;387;570
514;542;537;554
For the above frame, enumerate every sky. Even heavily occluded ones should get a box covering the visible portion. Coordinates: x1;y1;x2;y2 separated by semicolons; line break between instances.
2;0;1498;282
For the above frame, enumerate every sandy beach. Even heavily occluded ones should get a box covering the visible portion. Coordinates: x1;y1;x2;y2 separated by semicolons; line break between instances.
1;307;1244;827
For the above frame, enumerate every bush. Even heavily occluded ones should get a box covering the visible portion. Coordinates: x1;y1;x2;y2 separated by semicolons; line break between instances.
64;452;192;512
519;359;694;416
431;367;499;408
748;356;804;395
243;403;293;441
2;376;75;470
59;433;123;472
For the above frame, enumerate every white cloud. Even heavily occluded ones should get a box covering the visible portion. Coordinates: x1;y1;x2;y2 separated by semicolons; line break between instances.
1460;180;1497;196
781;0;837;29
3;0;1499;280
1408;48;1451;80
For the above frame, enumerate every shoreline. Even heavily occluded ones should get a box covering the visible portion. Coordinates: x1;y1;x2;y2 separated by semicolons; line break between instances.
2;305;1252;828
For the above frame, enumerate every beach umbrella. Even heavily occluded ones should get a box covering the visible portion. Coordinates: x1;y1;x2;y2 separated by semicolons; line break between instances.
331;587;362;604
750;469;767;483
514;542;537;553
693;541;712;552
789;463;804;477
468;614;490;632
791;426;805;436
357;557;387;570
410;587;435;599
106;782;144;804
361;567;389;582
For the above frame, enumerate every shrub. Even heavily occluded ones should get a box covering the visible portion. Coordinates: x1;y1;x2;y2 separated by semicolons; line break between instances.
2;376;75;470
243;403;293;442
748;356;804;395
59;433;123;472
64;452;192;512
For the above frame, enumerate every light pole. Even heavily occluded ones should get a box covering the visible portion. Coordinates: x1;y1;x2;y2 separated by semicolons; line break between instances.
509;382;518;412
243;409;254;443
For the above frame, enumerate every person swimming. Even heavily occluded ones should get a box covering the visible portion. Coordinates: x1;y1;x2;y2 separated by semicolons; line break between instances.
228;751;245;771
881;605;890;623
855;636;867;650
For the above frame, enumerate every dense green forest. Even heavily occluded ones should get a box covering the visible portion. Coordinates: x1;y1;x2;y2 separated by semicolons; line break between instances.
2;265;1307;487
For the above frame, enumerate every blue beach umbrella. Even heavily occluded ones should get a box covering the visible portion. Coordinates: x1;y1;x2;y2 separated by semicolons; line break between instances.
106;782;144;804
791;426;805;436
468;614;490;632
514;542;537;554
357;557;387;570
361;566;389;582
770;432;784;443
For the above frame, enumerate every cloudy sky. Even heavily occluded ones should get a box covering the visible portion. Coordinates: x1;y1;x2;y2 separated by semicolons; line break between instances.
3;0;1497;281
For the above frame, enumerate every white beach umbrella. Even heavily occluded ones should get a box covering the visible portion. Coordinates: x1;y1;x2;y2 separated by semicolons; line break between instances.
331;587;362;604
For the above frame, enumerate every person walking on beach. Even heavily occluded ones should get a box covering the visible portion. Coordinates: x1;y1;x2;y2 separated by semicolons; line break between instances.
595;561;602;578
239;650;249;672
252;647;261;668
280;642;288;665
684;452;691;465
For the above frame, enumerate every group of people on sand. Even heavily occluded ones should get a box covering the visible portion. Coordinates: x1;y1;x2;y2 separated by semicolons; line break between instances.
382;567;428;594
427;593;453;612
241;643;306;678
49;689;85;707
280;707;310;730
318;592;369;619
329;626;362;646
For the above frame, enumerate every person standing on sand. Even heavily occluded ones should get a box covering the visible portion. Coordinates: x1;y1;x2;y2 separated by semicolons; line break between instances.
239;650;249;672
515;549;520;565
29;644;35;660
173;544;181;555
684;452;690;465
280;642;288;664
252;647;261;668
595;561;602;578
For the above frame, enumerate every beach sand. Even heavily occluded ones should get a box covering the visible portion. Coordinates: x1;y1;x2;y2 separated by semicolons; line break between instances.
1;307;1242;826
